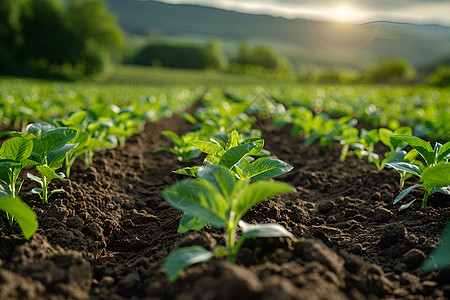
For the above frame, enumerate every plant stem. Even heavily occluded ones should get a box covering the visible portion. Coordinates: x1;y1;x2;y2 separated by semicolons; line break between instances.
340;144;349;162
42;176;48;204
422;190;429;210
227;227;236;263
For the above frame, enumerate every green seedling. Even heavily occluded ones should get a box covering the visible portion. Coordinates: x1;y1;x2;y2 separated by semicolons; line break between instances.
175;130;292;182
386;136;450;210
421;222;450;273
162;165;296;282
153;130;202;162
0;137;37;224
356;128;381;167
53;111;114;177
13;122;78;204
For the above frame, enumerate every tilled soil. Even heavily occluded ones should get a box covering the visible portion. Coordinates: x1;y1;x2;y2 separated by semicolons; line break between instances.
1;112;449;300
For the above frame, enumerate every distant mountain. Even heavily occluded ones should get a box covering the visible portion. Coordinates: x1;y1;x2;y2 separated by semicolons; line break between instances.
105;0;450;71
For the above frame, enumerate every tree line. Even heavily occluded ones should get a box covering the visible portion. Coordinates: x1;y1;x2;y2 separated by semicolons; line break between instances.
0;0;123;76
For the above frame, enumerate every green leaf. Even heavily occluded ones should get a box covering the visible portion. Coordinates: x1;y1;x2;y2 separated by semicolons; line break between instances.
47;144;78;170
226;130;240;150
421;163;450;189
196;165;238;201
0;184;12;197
181;112;197;124
161;179;227;228
31;188;43;194
244;157;293;181
0;196;38;239
211;132;228;149
219;143;255;170
437;141;450;162
205;155;220;165
390;135;434;166
178;212;207;233
398;199;416;211
241;137;264;156
39;128;77;153
234;181;294;221
0;138;33;162
36;165;60;181
239;220;297;241
393;184;422;205
164;246;214;282
27;122;55;137
385;162;421;177
191;140;224;157
173;166;200;177
64;111;88;126
162;131;183;147
421;223;450;272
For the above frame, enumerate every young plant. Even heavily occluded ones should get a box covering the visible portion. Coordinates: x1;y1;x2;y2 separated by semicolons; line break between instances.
52;111;114;177
18;122;78;204
162;165;296;282
175;130;292;182
356;128;380;167
385;136;450;210
0;137;37;224
421;222;450;273
153;130;202;162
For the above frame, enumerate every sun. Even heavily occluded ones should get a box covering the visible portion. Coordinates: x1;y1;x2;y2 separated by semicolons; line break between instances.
334;5;356;22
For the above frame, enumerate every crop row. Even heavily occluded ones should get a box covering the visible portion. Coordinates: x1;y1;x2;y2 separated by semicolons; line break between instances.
154;95;450;277
0;80;449;280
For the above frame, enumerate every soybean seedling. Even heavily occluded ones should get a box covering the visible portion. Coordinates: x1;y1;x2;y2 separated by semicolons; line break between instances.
175;130;292;180
18;122;78;204
0;137;37;224
162;165;297;282
385;136;450;210
153;130;202;162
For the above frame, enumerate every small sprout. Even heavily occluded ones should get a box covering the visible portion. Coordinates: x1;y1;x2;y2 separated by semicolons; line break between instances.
153;130;202;162
386;136;450;210
162;165;297;282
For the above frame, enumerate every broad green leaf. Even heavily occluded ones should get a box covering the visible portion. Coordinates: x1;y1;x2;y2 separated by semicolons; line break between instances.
197;165;238;201
181;112;197;124
421;223;450;272
239;220;297;241
36;165;60;181
0;196;38;239
421;163;450;189
161;131;183;147
393;184;422;205
178;212;207;233
182;149;202;161
433;186;450;195
437;141;450;162
162;179;226;228
47;144;78;170
0;138;33;162
244;157;293;181
62;111;87;126
173;166;200;177
164;246;214;282
39;128;77;154
27;122;55;137
385;162;421;177
390;135;434;166
242;137;264;156
191;141;224;157
205;155;220;165
234;181;294;222
210;132;227;149
219;143;255;170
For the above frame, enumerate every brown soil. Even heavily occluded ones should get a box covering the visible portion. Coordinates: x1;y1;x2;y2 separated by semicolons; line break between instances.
1;110;449;300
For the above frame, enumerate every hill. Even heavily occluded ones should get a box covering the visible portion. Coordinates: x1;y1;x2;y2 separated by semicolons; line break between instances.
105;0;450;71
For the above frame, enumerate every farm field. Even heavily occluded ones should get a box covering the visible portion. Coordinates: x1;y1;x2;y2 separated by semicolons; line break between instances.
0;74;449;299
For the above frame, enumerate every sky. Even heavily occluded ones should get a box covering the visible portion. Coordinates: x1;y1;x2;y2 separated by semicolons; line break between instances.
157;0;450;26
